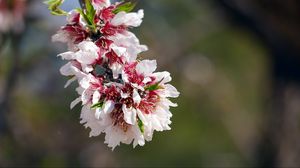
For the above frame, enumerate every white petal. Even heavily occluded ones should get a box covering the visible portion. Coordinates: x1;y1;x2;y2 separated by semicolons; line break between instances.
80;105;105;137
165;98;178;107
132;83;144;91
92;90;101;105
75;41;99;64
153;71;172;84
82;64;94;73
103;100;115;114
132;89;141;104
152;117;163;131
64;76;77;88
143;77;152;84
60;62;74;76
58;51;74;60
52;30;69;43
81;89;93;105
136;60;157;76
111;63;123;79
164;84;180;98
60;62;86;80
78;40;98;51
155;105;172;118
121;70;130;83
79;74;97;89
92;0;110;9
79;76;92;89
122;105;137;125
76;86;84;95
132;125;145;147
95;108;103;119
70;97;81;109
111;44;126;56
136;109;147;126
104;126;124;150
75;51;96;65
109;32;148;62
111;10;144;27
110;12;126;26
160;98;177;108
143;125;154;141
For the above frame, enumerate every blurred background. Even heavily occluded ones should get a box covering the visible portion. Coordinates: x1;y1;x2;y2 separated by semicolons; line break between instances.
1;0;300;167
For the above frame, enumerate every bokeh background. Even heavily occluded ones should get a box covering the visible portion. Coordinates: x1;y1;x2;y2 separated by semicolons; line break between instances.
1;0;300;167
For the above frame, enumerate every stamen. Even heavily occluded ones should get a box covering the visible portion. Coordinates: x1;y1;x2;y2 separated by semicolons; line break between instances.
110;104;130;132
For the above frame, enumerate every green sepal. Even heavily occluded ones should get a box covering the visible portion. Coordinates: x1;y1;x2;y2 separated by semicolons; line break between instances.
113;1;137;14
44;0;67;16
76;8;91;25
76;0;96;32
91;102;104;109
85;0;96;26
144;78;164;91
137;117;144;133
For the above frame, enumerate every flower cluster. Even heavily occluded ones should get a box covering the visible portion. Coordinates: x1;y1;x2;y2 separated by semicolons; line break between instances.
0;0;26;33
51;0;179;149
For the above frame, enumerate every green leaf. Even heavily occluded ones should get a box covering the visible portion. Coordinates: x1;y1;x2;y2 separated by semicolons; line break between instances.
85;0;96;24
76;0;96;32
91;102;104;109
113;1;137;14
44;0;67;16
145;78;164;91
137;117;144;133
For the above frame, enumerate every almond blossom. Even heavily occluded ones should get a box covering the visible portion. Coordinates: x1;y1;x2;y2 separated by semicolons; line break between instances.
50;0;179;149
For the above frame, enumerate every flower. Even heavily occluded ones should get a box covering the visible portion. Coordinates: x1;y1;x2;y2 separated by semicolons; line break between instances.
52;10;89;50
51;0;179;149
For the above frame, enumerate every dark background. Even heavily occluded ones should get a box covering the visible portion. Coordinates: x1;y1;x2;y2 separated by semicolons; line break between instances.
0;0;300;167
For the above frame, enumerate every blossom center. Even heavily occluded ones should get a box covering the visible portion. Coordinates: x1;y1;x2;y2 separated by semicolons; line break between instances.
110;104;130;132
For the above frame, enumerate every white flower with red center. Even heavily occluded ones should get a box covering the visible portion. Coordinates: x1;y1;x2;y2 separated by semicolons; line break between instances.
52;10;89;50
49;0;179;149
